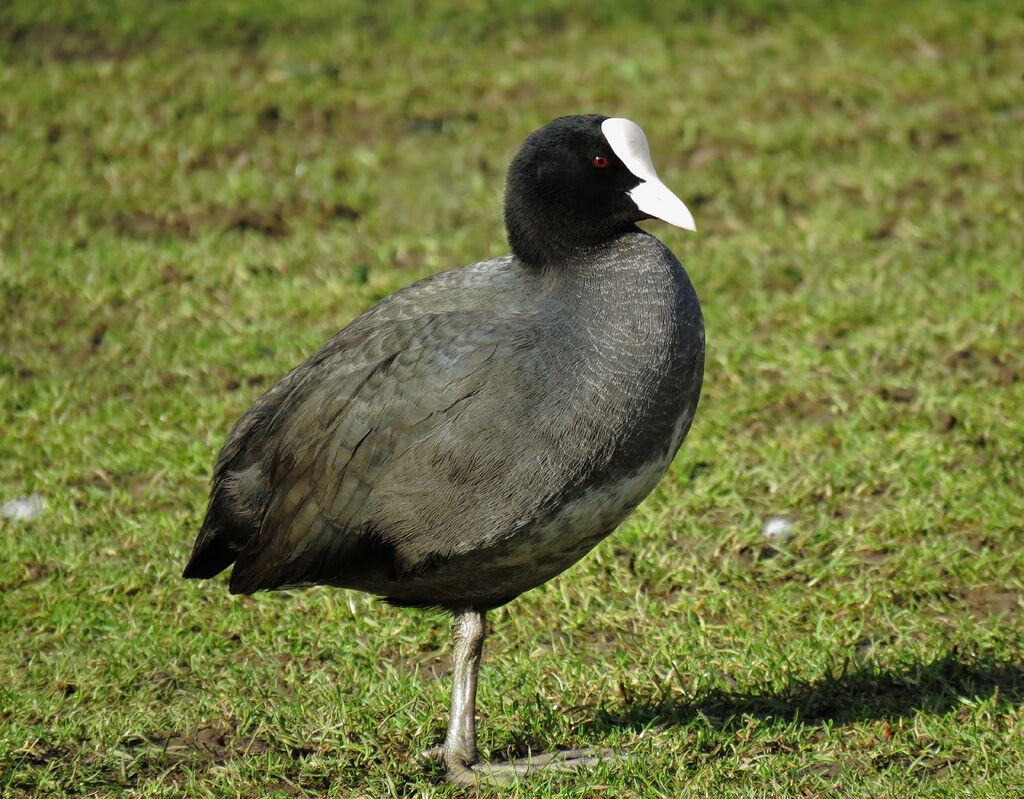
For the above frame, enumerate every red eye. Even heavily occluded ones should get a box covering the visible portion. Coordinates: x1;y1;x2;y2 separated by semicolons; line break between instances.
592;156;608;168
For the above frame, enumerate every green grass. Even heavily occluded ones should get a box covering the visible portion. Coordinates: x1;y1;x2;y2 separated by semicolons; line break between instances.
2;0;1023;795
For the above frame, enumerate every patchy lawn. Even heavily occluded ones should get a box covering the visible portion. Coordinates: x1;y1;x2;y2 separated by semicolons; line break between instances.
2;0;1023;796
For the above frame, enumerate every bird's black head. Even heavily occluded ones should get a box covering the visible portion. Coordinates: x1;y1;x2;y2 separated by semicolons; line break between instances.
503;114;695;269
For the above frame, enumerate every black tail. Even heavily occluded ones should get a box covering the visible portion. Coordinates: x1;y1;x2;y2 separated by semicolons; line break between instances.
182;530;238;579
182;497;247;582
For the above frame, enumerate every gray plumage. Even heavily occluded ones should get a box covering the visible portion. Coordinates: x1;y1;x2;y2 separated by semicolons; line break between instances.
186;234;702;607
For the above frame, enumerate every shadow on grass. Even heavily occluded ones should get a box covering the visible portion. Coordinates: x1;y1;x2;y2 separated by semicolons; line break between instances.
589;648;1024;733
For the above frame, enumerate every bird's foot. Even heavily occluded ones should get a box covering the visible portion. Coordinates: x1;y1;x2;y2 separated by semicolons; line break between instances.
415;744;445;765
444;747;626;785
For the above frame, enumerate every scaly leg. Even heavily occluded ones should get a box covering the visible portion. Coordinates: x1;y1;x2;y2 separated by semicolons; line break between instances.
441;607;484;780
435;607;625;785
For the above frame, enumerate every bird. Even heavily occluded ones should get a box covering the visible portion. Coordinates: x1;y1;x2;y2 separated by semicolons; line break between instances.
183;114;704;784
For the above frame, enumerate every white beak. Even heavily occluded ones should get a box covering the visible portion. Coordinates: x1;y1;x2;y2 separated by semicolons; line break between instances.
601;117;697;232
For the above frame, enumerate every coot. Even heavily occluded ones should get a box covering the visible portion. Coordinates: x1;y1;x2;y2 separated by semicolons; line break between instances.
184;114;704;783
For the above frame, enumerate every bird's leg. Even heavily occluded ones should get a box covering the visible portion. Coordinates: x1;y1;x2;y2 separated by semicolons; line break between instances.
441;606;485;783
438;607;624;785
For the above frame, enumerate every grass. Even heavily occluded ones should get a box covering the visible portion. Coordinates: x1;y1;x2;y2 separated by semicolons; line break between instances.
1;0;1023;795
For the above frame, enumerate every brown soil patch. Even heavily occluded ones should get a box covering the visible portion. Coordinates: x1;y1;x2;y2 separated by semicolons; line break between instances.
113;200;359;240
140;720;317;764
961;586;1021;619
1;562;53;592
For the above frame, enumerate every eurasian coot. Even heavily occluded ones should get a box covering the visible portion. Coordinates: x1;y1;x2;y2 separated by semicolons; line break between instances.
184;114;704;783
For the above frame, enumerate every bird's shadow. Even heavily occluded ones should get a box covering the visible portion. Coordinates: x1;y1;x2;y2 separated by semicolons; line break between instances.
587;647;1024;735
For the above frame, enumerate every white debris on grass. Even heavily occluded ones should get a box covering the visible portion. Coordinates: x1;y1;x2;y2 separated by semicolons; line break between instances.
762;515;793;543
1;493;46;522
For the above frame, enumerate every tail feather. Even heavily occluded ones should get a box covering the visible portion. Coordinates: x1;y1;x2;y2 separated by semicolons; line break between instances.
183;490;254;583
182;522;239;580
